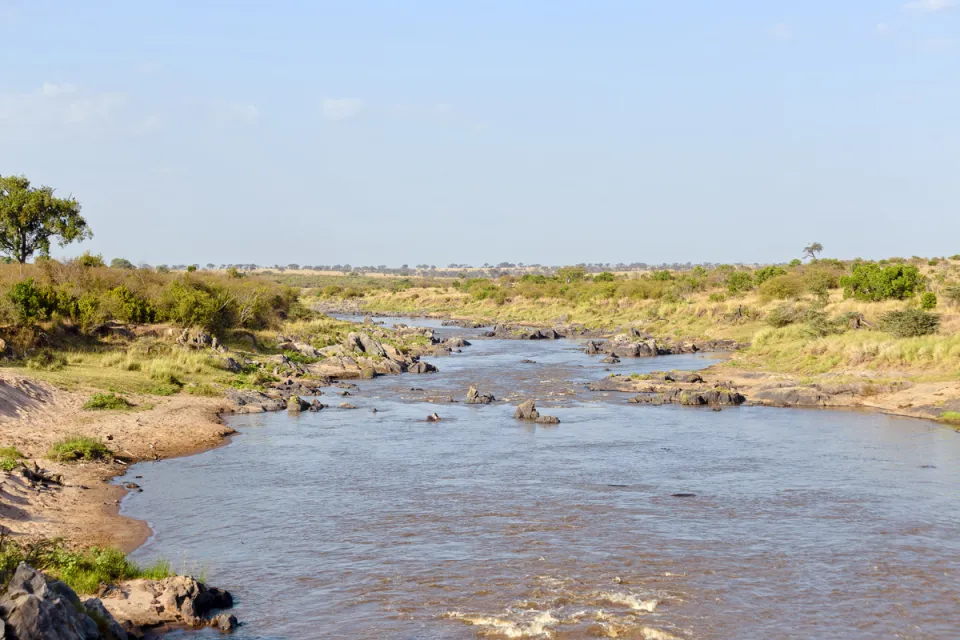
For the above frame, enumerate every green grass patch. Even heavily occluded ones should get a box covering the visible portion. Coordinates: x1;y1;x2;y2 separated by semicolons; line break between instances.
83;392;133;410
184;382;222;397
47;436;111;462
26;349;68;371
938;411;960;426
0;537;171;595
0;447;24;472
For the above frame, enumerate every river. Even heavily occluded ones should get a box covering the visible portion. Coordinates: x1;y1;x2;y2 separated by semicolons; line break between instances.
118;317;960;639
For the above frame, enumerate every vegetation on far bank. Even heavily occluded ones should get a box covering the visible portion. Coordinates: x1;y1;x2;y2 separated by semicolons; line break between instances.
304;253;960;378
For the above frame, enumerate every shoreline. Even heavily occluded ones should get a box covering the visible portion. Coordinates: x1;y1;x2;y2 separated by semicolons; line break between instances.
4;313;956;556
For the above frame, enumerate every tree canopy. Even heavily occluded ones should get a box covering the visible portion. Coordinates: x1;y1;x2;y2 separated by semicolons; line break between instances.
0;175;91;268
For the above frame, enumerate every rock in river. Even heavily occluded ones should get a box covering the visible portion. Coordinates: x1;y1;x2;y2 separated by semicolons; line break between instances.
465;387;495;404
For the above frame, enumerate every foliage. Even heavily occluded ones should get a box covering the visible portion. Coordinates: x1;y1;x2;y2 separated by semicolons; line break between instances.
556;265;588;282
0;537;171;595
840;263;924;301
803;242;823;260
27;349;67;371
0;175;91;266
83;392;132;410
766;304;803;328
754;265;787;285
47;436;111;462
880;309;940;338
0;447;24;472
110;257;135;269
726;271;754;294
75;252;105;268
593;271;616;282
920;292;937;310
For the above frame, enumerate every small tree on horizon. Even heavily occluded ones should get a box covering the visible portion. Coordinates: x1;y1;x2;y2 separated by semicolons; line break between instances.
0;175;91;272
803;242;824;261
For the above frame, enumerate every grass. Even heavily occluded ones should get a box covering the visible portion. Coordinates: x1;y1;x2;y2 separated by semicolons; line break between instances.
0;447;24;472
48;436;111;462
938;411;960;427
0;536;171;595
83;392;133;410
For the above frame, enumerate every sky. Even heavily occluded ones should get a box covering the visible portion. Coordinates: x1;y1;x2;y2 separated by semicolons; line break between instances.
1;0;958;267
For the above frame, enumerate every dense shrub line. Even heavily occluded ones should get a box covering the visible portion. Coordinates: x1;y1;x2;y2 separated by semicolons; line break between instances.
0;260;300;334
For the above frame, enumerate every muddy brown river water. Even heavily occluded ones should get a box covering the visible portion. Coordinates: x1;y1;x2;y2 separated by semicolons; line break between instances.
119;317;960;639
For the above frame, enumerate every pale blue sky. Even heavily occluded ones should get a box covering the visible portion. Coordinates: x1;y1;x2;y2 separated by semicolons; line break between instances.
1;1;958;266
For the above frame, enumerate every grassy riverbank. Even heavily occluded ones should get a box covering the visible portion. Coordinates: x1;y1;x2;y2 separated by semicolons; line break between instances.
302;258;960;427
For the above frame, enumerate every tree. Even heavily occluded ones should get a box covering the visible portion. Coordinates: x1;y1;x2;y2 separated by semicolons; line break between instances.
0;175;91;272
803;242;823;261
111;257;136;269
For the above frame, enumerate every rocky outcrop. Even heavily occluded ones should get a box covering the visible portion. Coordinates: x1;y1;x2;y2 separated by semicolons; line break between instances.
584;332;742;358
444;337;471;348
0;563;120;640
629;387;745;407
482;325;566;340
287;395;310;412
98;575;234;634
590;372;746;408
513;400;561;424
465;387;495;404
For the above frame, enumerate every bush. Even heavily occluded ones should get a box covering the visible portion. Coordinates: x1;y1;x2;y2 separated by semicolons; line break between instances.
593;271;616;282
7;279;57;324
754;266;787;285
880;309;940;338
26;349;68;371
48;436;111;462
804;310;849;337
75;252;106;268
727;271;754;294
920;292;937;310
0;447;24;472
766;305;802;328
707;292;726;303
789;258;802;267
840;263;924;301
83;393;132;410
759;274;803;300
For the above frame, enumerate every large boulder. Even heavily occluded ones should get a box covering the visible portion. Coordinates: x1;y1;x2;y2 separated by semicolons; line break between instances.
465;387;495;405
99;575;233;632
514;400;540;420
444;337;471;348
287;395;310;412
0;562;120;640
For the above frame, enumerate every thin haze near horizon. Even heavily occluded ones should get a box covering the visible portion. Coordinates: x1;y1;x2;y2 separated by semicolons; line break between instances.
1;1;958;268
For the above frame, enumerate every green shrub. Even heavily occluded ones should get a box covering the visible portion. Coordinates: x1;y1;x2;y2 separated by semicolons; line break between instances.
880;309;940;338
754;266;787;285
789;258;802;267
593;271;616;282
727;271;754;294
7;279;57;324
766;305;802;328
27;349;68;371
759;274;803;300
83;393;132;410
840;263;924;301
650;270;674;282
108;286;155;323
920;292;937;310
48;436;111;462
804;310;849;337
75;252;106;268
0;447;24;472
707;292;726;303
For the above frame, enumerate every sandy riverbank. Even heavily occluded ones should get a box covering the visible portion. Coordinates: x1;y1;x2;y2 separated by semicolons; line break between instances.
0;373;238;552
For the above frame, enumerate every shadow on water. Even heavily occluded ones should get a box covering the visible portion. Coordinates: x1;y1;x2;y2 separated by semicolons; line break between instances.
122;317;960;639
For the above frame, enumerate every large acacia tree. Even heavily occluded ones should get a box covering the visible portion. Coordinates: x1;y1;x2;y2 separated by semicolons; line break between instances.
0;175;91;271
